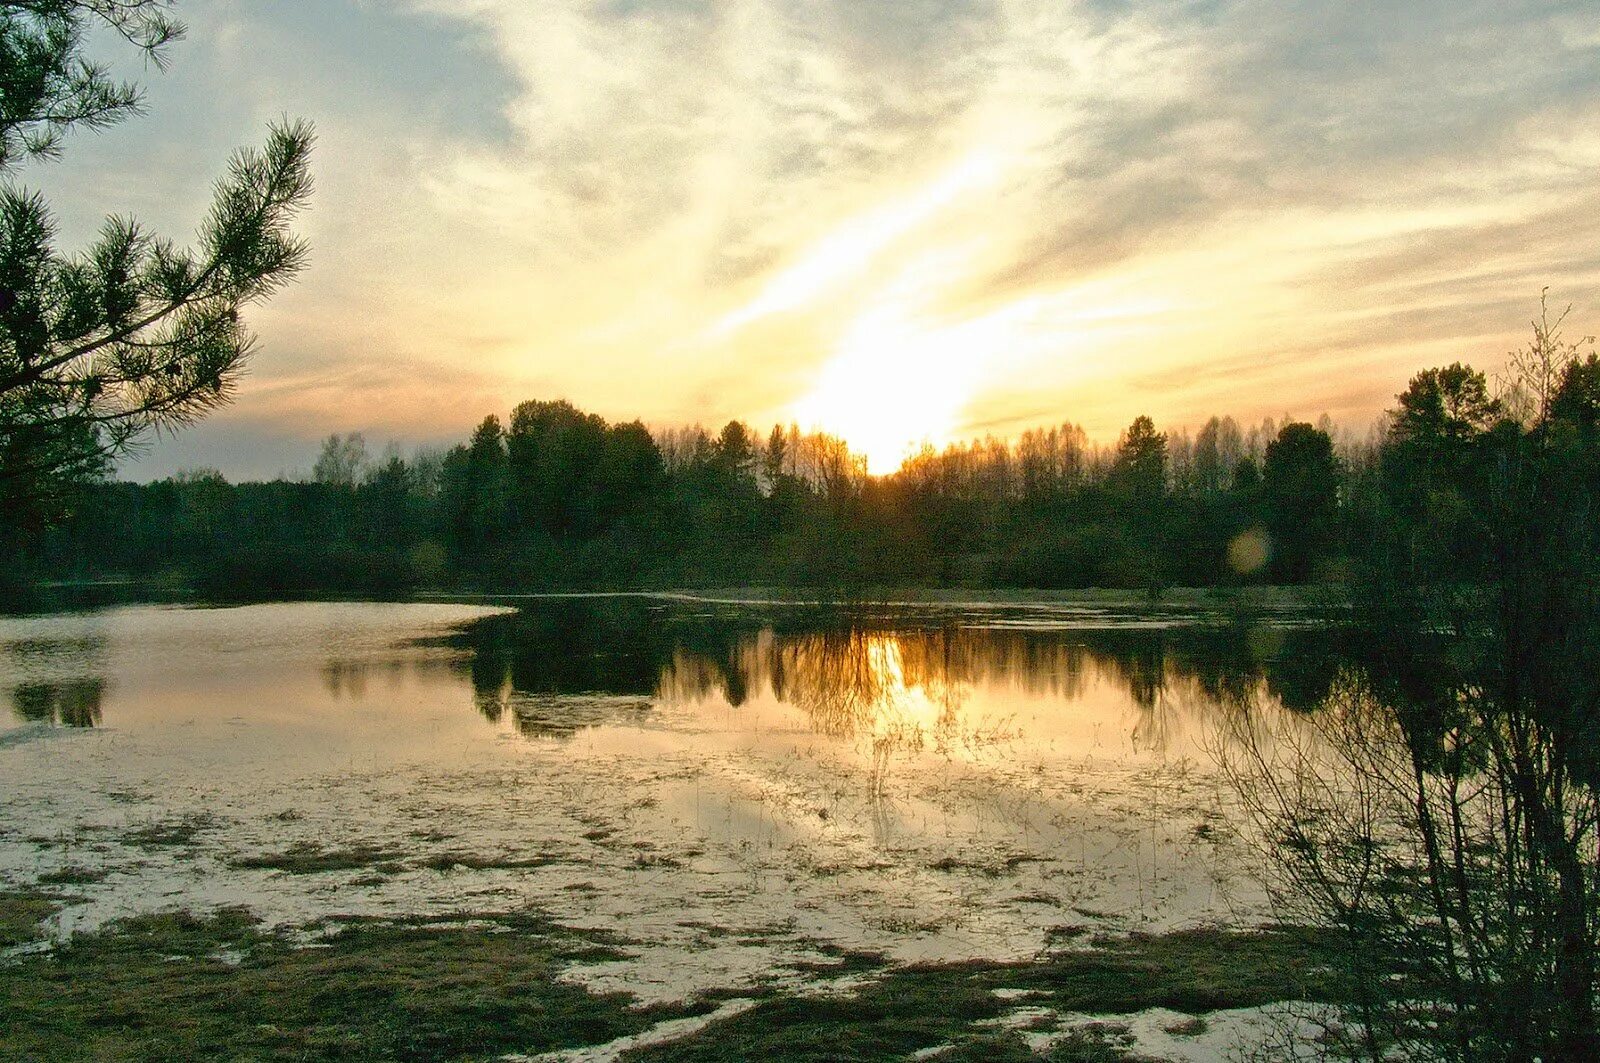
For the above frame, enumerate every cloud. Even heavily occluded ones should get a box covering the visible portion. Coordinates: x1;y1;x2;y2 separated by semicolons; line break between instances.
51;0;1600;477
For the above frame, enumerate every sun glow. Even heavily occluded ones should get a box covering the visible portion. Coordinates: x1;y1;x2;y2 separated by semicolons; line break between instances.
790;281;1187;473
711;130;1193;473
793;281;1049;475
792;326;975;474
709;148;1006;339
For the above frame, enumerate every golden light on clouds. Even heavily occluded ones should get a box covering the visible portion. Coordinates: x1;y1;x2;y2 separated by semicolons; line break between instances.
709;147;1007;339
714;146;1019;470
71;0;1600;479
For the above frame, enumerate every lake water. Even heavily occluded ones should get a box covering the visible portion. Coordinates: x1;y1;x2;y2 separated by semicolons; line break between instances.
0;595;1332;1001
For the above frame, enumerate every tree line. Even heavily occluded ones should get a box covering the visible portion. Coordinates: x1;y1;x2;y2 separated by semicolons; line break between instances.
0;343;1566;599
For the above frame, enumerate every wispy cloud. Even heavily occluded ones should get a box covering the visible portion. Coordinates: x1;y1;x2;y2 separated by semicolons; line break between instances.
80;0;1600;478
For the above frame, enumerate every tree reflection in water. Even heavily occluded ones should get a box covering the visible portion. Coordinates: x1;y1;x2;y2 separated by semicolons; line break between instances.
11;679;105;728
4;631;110;729
435;600;1344;753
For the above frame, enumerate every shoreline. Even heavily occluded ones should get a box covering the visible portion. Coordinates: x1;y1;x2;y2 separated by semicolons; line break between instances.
7;580;1345;616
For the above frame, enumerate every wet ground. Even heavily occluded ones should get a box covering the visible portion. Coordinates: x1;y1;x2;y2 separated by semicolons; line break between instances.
0;595;1340;1057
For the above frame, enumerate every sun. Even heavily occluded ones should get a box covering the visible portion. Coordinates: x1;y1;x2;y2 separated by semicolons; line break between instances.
794;381;944;476
792;296;1003;476
710;144;1072;473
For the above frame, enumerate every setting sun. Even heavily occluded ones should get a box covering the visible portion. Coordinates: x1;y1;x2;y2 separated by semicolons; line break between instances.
792;300;1013;474
790;290;986;475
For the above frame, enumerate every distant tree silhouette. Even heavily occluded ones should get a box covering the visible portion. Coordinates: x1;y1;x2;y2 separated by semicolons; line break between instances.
506;400;608;538
1552;354;1600;437
1378;363;1504;576
1114;414;1167;500
594;419;665;527
1192;415;1244;494
1232;456;1260;492
1106;415;1171;589
1387;363;1501;474
713;420;757;482
762;424;788;488
313;433;369;487
442;415;511;562
1261;422;1338;582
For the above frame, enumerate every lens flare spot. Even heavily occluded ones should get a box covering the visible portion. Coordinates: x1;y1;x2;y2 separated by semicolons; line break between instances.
1228;527;1272;575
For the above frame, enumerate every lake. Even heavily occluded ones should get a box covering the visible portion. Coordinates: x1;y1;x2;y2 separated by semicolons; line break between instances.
0;595;1333;1002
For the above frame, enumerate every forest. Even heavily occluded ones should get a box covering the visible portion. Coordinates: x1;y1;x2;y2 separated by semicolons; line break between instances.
9;342;1599;601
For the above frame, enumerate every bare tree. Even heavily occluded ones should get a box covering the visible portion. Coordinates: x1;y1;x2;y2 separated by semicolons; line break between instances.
1221;305;1600;1061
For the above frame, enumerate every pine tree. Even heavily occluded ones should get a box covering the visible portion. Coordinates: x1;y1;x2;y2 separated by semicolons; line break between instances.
0;1;313;535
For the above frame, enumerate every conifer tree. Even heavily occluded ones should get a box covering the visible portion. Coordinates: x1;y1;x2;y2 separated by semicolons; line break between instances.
0;1;313;533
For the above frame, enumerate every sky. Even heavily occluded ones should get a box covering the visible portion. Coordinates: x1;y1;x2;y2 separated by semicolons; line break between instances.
26;0;1600;478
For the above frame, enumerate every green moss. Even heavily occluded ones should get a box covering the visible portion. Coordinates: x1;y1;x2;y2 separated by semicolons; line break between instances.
928;1027;1149;1063
36;866;109;886
622;926;1341;1062
123;813;218;850
234;845;567;876
231;843;406;875
0;889;62;948
0;907;689;1062
995;926;1340;1015
414;851;562;872
1162;1015;1209;1037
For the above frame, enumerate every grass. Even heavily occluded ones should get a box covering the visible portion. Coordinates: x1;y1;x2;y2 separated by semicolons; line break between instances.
621;926;1342;1062
123;813;218;850
928;1027;1152;1062
1;885;1343;1062
0;890;63;948
414;851;563;872
231;845;565;876
1163;1015;1209;1037
0;893;695;1062
231;843;407;875
36;866;109;886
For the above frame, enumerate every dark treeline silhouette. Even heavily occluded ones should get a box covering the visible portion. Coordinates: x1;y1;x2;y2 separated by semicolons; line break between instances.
16;395;1371;596
13;315;1599;603
1224;302;1600;1061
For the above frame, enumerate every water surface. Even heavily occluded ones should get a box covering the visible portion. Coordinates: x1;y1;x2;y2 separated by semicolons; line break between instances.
0;596;1333;999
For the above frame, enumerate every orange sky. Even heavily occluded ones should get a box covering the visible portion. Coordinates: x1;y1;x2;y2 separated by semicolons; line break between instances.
32;0;1600;478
